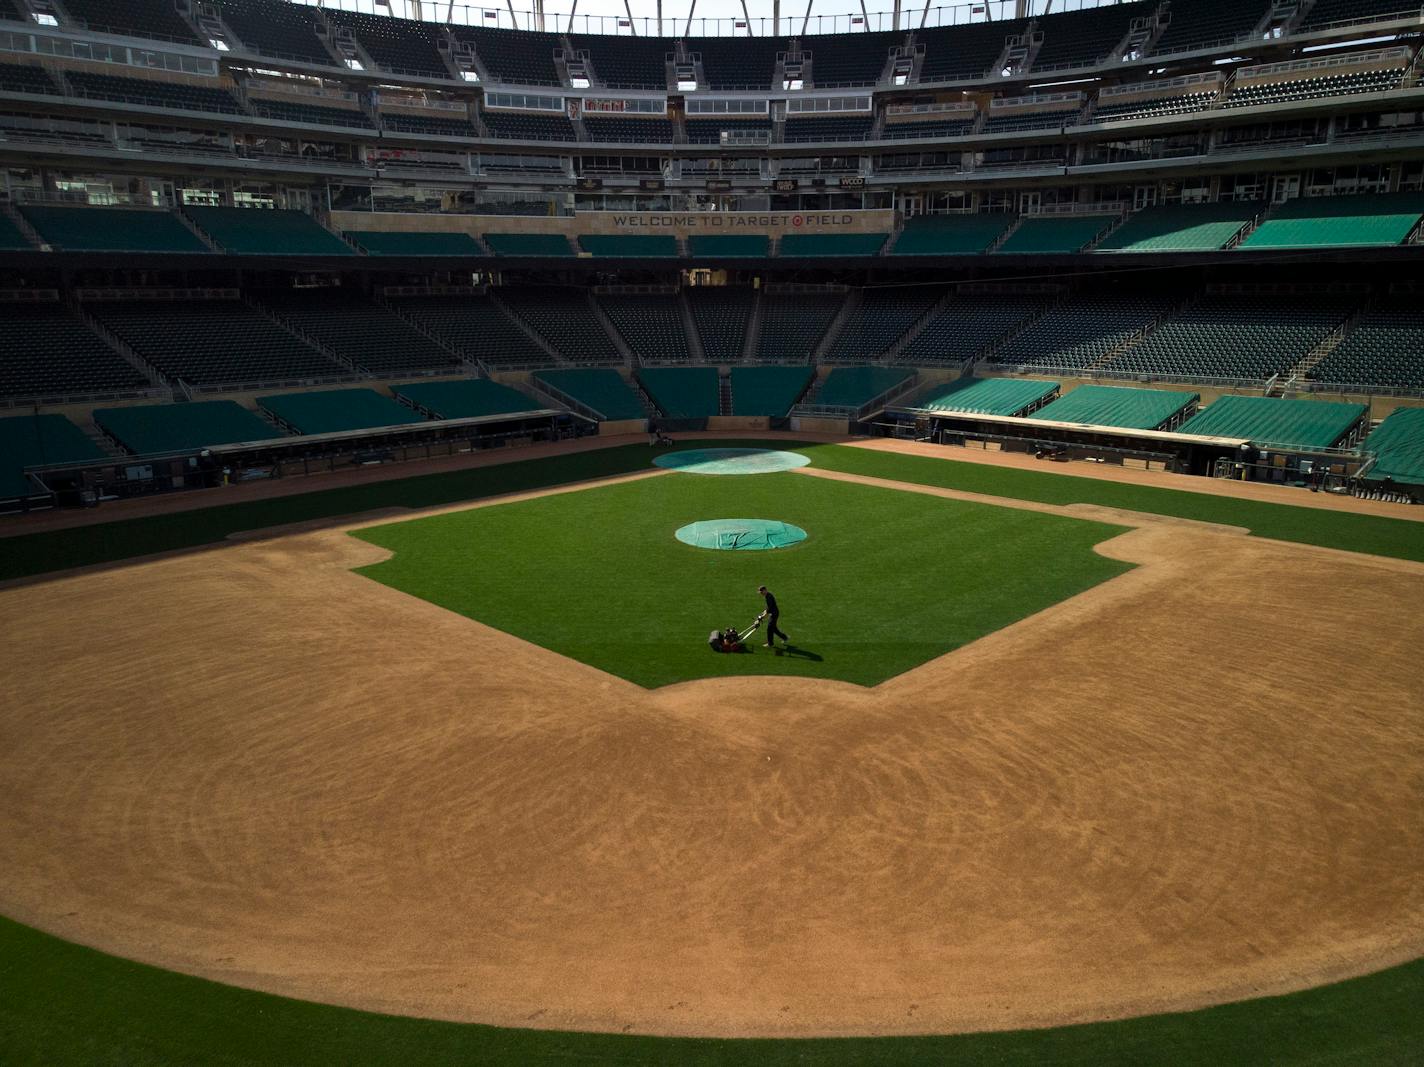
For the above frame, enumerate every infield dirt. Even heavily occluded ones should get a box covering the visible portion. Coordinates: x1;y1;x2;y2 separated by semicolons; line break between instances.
0;444;1421;1038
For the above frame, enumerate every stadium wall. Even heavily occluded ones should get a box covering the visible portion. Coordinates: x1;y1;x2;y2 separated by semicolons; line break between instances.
329;209;898;239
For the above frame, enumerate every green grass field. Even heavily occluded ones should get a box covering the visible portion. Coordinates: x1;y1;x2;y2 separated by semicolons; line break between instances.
1;437;1421;1063
351;470;1131;688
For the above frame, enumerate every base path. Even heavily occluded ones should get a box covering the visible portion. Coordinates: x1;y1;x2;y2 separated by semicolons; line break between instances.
0;456;1421;1039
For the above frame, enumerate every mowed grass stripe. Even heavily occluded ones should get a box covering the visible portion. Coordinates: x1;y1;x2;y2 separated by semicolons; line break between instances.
1;915;1420;1066
351;472;1131;688
797;444;1424;563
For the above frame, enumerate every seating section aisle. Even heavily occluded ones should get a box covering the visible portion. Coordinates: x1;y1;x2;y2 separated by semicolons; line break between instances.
897;294;1048;364
1363;407;1424;487
1095;201;1261;252
756;292;845;361
534;368;645;420
729;365;814;416
780;233;888;257
500;288;624;363
1027;384;1199;429
212;0;335;65
19;205;210;253
394;294;554;368
637;366;720;418
484;232;575;256
258;387;426;434
688;288;756;362
393;378;544;419
0;304;149;399
1239;193;1424;249
1101;294;1353;381
891;214;1015;255
88;298;346;386
825;287;942;362
987;294;1174;371
1178;394;1367;448
598;294;692;362
996;215;1117;254
579;236;679;257
259;289;459;375
0;413;106;500
186;207;355;255
916;376;1060;416
94;400;278;454
347;231;484;255
1308;298;1424;392
813;365;914;410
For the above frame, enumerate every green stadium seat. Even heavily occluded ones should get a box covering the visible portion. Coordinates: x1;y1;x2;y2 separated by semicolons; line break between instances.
257;388;427;435
500;288;623;363
812;365;914;410
890;214;1015;255
347;231;485;256
987;294;1175;372
1239;193;1424;250
687;288;756;362
185;207;355;255
756;292;845;361
19;205;210;253
1309;298;1424;393
392;294;555;370
916;376;1060;416
598;294;691;362
1095;201;1262;253
94;401;279;454
257;289;459;376
0;413;106;500
898;294;1049;365
825;287;942;362
995;215;1117;254
0;304;148;400
391;378;544;419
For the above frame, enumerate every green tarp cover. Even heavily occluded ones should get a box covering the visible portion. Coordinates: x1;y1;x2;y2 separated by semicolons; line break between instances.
817;365;914;408
1029;384;1198;429
917;376;1060;416
1364;407;1424;486
638;366;720;418
1178;394;1367;449
0;413;105;498
94;401;278;455
258;388;426;436
729;365;814;416
535;369;645;420
392;379;543;420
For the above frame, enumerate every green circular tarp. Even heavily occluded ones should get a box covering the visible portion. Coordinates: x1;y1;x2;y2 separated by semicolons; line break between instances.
675;519;808;551
654;448;810;475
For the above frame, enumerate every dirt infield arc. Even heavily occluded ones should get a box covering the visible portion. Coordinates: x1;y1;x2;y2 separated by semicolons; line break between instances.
0;448;1421;1039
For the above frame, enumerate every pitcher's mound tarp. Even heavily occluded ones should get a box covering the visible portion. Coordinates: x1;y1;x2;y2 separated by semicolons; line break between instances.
675;518;808;551
653;448;810;475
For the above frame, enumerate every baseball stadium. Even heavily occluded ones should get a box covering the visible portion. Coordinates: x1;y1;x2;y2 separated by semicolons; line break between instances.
0;0;1422;1062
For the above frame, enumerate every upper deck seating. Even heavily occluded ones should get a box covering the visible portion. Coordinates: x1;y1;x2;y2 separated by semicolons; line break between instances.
0;304;148;399
483;232;575;256
393;293;554;369
258;387;426;435
62;0;201;44
1088;90;1218;123
825;287;941;362
500;288;624;363
897;294;1048;364
212;0;335;65
756;292;844;360
914;18;1031;82
1101;294;1354;381
1223;66;1405;109
1239;192;1424;249
882;115;976;139
987;294;1175;371
0;62;60;95
1096;201;1261;252
685;116;773;143
19;205;209;253
782;115;874;142
891;214;1015;255
259;289;460;375
248;97;374;128
582;116;676;143
87;298;346;386
1031;2;1151;71
729;365;814;415
570;34;671;90
1299;0;1416;30
1150;0;1270;55
686;36;783;90
93;400;278;454
185;207;355;255
481;110;577;141
1307;298;1424;392
982;105;1082;133
64;71;243;115
598;293;692;362
687;287;756;361
326;9;450;77
451;26;564;86
347;231;484;255
995;215;1117;254
802;30;901;86
392;378;544;419
382;112;475;137
780;233;888;257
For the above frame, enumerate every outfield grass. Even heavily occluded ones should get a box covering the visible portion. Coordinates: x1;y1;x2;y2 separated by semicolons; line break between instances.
351;471;1131;687
1;914;1420;1066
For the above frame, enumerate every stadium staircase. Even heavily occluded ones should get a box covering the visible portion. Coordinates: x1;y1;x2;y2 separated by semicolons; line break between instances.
1;204;42;249
68;298;166;392
1285;300;1370;388
719;374;732;416
986;216;1026;253
376;292;484;375
1078;291;1200;375
486;290;568;365
244;294;363;376
588;293;637;366
741;290;765;361
881;289;956;362
811;289;861;363
677;290;708;363
172;209;221;253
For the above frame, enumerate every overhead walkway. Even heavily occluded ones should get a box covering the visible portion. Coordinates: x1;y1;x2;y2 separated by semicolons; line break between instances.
1028;384;1199;430
1177;394;1367;449
257;388;427;435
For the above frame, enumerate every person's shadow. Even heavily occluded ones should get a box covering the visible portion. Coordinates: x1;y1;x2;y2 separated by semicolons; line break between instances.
769;644;822;662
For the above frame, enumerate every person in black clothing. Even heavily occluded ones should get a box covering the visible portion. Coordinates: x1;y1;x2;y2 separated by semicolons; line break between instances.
757;585;788;648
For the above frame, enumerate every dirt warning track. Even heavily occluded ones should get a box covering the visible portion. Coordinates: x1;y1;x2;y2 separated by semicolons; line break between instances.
0;459;1420;1039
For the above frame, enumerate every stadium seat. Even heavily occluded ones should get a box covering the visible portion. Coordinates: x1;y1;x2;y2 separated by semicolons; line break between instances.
257;289;460;376
210;0;335;65
0;304;150;400
1150;0;1270;56
995;215;1117;254
824;287;942;362
483;232;576;256
325;9;451;77
687;288;756;362
1308;298;1424;393
897;294;1048;364
64;71;243;115
184;207;355;255
62;0;202;44
1238;193;1424;250
19;205;210;253
812;365;915;410
891;214;1015;255
801;30;901;86
450;25;565;86
391;293;555;370
987;294;1176;372
500;288;624;363
598;293;692;362
249;98;374;129
1095;201;1262;253
1031;2;1153;71
756;292;845;361
534;368;645;420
